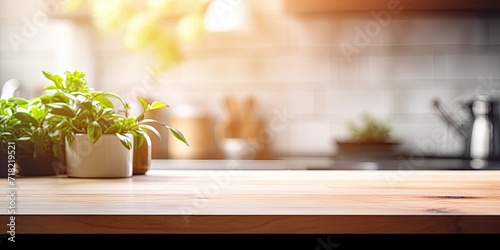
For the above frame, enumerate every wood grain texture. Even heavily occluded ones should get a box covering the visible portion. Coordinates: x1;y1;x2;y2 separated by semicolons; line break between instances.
1;169;500;233
4;215;499;233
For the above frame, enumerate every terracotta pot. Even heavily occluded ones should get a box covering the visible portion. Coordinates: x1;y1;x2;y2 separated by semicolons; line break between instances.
133;134;152;175
65;134;133;178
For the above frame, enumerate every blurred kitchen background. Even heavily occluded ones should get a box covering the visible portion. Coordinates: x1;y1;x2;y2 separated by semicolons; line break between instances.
2;0;500;160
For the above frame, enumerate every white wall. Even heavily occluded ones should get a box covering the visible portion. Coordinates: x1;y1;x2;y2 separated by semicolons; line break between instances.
2;0;500;157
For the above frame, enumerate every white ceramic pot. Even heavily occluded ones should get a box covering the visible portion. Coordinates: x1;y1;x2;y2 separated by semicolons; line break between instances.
65;133;133;178
220;138;255;160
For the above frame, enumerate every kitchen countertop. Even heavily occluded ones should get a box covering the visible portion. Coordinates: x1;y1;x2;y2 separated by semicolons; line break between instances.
151;157;500;170
1;160;500;233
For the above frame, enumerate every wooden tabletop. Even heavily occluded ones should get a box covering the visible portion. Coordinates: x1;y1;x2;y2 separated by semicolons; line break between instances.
1;169;500;233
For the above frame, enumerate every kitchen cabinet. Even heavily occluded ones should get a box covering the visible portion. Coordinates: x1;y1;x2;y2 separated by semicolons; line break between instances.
284;0;500;12
1;161;500;233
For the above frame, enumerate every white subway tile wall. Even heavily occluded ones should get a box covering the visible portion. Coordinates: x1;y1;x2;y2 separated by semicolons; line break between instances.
1;0;500;157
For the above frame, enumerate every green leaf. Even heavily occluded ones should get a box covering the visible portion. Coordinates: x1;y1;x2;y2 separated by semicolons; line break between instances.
52;92;71;103
71;119;83;130
46;103;75;118
98;108;115;119
123;103;131;113
75;94;87;103
77;110;91;121
66;131;75;146
64;70;88;93
133;133;145;149
116;133;133;150
136;113;145;122
29;106;46;120
140;119;166;126
0;116;9;123
14;112;39;127
103;123;120;134
42;85;57;91
42;70;54;81
79;100;93;111
168;127;189;146
38;94;53;104
97;118;112;131
32;127;46;155
52;142;64;161
87;121;102;143
150;101;168;111
13;123;31;130
141;124;162;141
102;92;127;110
54;120;69;131
137;97;148;111
42;70;63;89
9;97;29;105
94;95;114;109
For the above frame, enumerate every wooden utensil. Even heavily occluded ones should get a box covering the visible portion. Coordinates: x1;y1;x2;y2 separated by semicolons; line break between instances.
240;96;260;139
220;95;242;138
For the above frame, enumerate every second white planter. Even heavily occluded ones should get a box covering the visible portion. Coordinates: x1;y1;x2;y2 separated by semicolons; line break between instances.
65;133;133;178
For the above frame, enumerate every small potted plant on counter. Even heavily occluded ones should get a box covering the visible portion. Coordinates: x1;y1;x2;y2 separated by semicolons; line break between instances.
41;70;188;178
1;96;64;177
335;112;400;158
347;112;392;142
131;96;190;174
13;96;65;176
0;97;26;178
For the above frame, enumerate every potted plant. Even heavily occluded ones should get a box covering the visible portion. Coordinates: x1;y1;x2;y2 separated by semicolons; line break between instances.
13;96;65;176
0;96;64;177
347;112;392;142
131;96;189;175
0;97;26;178
41;70;188;178
336;112;400;158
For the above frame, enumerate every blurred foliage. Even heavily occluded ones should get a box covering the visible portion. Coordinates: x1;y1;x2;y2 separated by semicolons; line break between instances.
347;112;391;141
61;0;210;75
